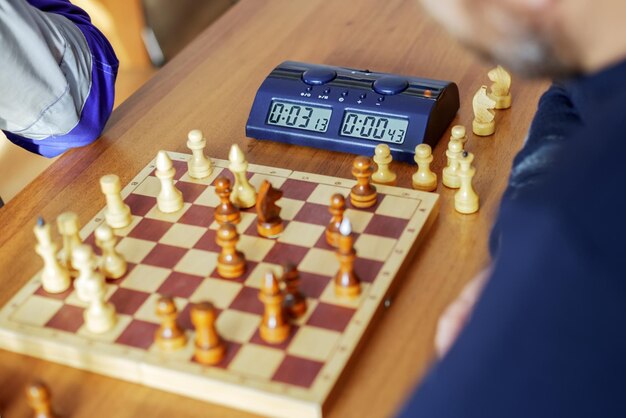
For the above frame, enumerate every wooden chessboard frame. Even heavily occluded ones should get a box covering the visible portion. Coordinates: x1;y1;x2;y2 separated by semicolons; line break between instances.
0;152;438;418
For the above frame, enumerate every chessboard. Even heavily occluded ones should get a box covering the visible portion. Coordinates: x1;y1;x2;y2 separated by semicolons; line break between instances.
0;152;438;418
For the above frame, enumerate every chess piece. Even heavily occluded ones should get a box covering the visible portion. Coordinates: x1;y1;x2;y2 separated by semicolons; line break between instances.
488;65;512;110
33;217;70;294
228;144;257;209
282;263;306;318
259;271;289;344
256;180;283;238
100;174;132;229
371;144;397;185
214;177;240;225
350;156;377;208
156;150;184;213
186;129;213;179
83;261;116;334
450;124;467;144
455;151;480;214
26;381;57;418
56;212;82;270
216;223;246;278
472;85;497;136
155;296;187;350
191;301;225;365
95;224;127;279
334;218;361;298
442;139;464;189
326;193;346;247
72;244;99;302
412;144;437;191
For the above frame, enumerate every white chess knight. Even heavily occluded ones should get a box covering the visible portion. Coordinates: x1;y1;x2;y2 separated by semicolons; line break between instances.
156;150;184;213
186;129;212;179
228;144;257;209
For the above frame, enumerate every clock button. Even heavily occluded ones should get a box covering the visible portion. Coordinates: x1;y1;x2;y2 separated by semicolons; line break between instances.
302;68;337;86
373;76;409;95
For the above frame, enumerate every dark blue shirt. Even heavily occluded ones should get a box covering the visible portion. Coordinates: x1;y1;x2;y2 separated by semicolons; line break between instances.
399;60;626;418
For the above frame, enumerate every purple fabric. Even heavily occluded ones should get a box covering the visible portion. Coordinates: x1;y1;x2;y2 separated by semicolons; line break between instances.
3;0;118;157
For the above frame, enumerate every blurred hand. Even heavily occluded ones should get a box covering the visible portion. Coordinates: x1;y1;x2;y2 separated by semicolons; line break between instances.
435;267;492;358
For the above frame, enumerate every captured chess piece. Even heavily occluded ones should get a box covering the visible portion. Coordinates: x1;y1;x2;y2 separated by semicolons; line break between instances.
334;218;361;298
100;174;132;229
72;244;99;302
259;271;290;344
326;193;346;247
350;156;377;208
282;263;307;318
454;151;480;214
33;217;70;294
256;180;283;238
155;296;187;350
216;223;246;278
214;177;240;225
228;144;257;209
83;262;117;334
191;301;225;365
371;144;397;185
442;139;464;189
156;150;184;213
186;129;213;179
412;143;437;192
26;381;57;418
472;85;497;136
56;211;82;270
488;65;512;110
95;224;127;279
450;124;467;144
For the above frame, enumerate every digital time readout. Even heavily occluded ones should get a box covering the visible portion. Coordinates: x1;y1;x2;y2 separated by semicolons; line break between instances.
340;111;408;144
266;100;332;133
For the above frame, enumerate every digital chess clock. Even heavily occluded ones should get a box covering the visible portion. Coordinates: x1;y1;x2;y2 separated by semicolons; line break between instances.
246;61;460;163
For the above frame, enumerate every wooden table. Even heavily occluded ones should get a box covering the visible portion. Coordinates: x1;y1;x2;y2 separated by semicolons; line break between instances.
0;0;547;416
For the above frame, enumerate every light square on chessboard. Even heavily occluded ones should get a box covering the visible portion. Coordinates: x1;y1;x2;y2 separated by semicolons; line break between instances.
286;325;341;363
132;175;161;197
228;344;285;380
116;237;157;264
238;235;275;262
76;314;133;342
306;184;349;206
173;249;218;277
298;248;339;277
277;198;305;221
249;173;287;190
375;195;421;219
319;280;371;309
144;203;192;223
121;265;170;293
159;223;205;249
189;278;243;310
193;186;221;207
354;234;396;262
344;209;374;234
10;295;63;327
178;165;225;186
133;293;188;324
244;262;282;289
249;325;299;351
278;221;325;248
215;309;260;344
65;284;117;308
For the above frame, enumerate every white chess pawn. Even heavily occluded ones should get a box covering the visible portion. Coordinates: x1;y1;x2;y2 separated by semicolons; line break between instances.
100;174;132;229
455;151;480;214
95;224;127;279
450;125;467;145
412;144;437;192
72;244;100;302
83;265;116;334
442;139;464;189
56;212;82;270
186;129;212;179
33;217;71;294
371;144;397;185
156;151;184;213
228;144;257;209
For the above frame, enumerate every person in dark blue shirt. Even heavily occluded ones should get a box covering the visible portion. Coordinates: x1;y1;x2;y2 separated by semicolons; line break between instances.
400;1;626;417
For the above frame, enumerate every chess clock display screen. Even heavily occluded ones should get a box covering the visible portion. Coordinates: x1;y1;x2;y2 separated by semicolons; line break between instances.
266;100;332;133
340;111;409;144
